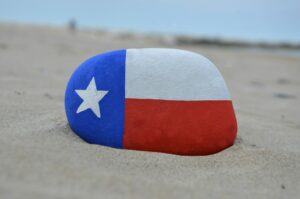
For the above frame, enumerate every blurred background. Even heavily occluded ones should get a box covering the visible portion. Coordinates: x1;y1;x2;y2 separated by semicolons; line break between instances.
1;1;300;199
1;0;300;44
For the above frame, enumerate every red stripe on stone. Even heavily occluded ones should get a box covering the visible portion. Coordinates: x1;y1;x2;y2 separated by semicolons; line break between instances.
123;99;237;155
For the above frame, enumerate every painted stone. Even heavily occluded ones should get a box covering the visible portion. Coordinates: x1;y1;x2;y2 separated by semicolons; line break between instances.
65;48;237;155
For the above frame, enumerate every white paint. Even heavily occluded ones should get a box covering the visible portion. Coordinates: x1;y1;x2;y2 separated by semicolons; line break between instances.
75;77;108;118
125;48;230;100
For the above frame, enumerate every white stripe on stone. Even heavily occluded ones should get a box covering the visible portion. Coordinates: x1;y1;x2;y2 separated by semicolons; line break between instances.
125;48;230;100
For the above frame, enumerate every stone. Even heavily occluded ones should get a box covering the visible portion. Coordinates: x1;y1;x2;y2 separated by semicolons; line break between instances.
65;48;237;155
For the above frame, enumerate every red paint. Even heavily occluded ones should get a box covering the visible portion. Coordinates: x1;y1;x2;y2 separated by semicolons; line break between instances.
123;99;237;155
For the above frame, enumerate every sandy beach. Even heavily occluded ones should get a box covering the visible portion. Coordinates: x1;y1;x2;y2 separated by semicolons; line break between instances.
0;23;299;198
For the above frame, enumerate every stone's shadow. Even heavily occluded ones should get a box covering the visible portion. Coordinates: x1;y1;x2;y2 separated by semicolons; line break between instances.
52;117;84;143
234;135;257;148
61;123;83;143
234;136;243;145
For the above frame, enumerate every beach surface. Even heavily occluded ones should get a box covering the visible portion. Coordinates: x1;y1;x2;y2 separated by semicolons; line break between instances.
0;23;299;199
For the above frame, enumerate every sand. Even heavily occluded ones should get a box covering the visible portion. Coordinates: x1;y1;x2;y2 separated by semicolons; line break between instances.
0;23;299;199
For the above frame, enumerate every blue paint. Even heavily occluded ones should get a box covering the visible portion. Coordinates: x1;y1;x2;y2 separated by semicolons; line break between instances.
65;49;126;148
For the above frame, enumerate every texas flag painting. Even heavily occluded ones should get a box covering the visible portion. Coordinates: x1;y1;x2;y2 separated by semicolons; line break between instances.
65;48;237;155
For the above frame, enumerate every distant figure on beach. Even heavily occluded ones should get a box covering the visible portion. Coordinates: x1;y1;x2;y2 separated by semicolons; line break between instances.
68;18;77;33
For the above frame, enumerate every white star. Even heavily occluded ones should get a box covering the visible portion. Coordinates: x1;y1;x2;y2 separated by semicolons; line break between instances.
75;77;108;118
